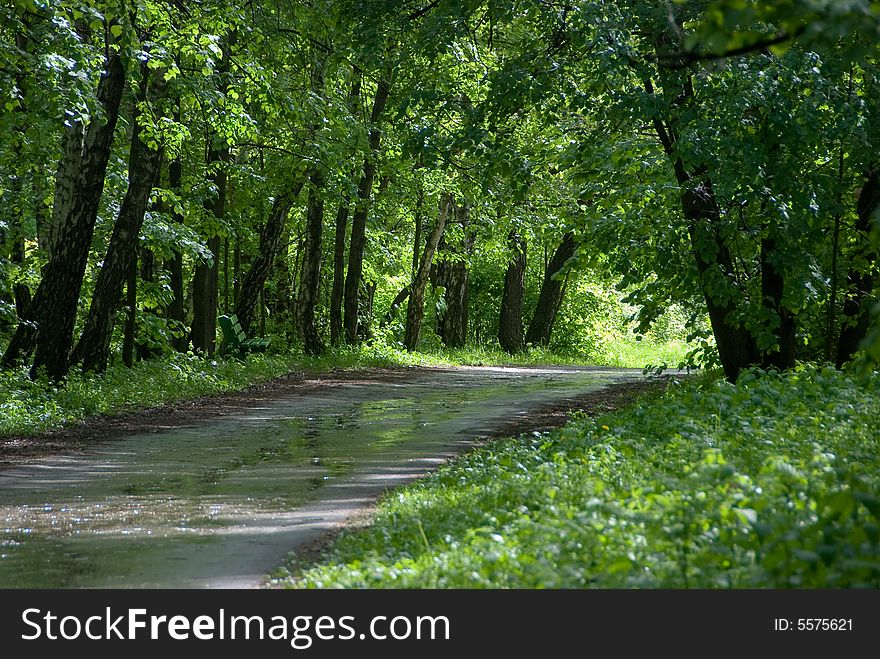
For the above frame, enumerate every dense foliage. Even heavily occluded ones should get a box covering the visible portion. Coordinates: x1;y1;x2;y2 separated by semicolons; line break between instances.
0;1;877;382
283;365;880;588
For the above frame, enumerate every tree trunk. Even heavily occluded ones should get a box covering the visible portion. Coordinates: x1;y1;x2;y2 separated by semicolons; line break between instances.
412;186;424;280
436;255;470;348
233;238;241;306
681;182;757;380
74;65;166;372
190;32;235;356
433;201;473;348
329;201;349;346
837;166;880;367
122;254;137;368
328;75;361;347
498;229;527;354
166;136;187;352
10;236;31;320
294;53;326;355
136;247;158;361
286;234;303;326
223;238;230;313
25;48;126;380
381;286;410;327
1;289;40;367
232;183;301;334
270;229;295;325
344;75;391;344
760;235;796;370
405;193;452;351
297;167;326;355
190;145;226;356
645;69;757;381
826;144;847;361
8;28;32;319
526;231;575;347
359;280;377;342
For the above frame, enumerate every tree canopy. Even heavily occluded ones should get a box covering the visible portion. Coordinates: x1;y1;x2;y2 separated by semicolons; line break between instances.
1;0;878;381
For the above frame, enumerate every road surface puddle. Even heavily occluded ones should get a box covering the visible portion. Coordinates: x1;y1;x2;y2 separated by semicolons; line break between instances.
0;367;635;587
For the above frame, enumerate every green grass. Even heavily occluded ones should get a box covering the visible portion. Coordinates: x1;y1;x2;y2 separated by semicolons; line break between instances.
279;364;880;588
0;349;414;438
0;337;684;438
593;336;690;370
345;339;689;369
0;353;295;437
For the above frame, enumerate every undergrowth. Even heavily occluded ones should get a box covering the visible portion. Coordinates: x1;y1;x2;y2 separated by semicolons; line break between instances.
279;364;880;588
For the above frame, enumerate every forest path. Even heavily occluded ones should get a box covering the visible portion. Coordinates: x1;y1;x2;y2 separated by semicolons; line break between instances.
0;366;646;588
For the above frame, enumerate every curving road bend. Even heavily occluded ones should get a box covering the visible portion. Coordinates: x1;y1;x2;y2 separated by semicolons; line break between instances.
0;366;640;588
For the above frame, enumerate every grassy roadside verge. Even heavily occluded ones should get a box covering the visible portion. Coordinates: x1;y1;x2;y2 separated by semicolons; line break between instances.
276;364;880;588
0;340;679;439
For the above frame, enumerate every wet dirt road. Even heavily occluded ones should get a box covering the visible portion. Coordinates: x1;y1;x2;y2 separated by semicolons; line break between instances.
0;366;639;588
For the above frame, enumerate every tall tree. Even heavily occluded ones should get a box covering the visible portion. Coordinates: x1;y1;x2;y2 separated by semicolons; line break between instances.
190;145;227;356
297;167;326;355
73;64;168;372
498;229;527;354
404;192;451;350
3;25;126;378
232;184;302;335
6;25;33;319
165;110;187;353
343;75;391;344
190;32;235;355
433;201;473;348
837;166;880;366
329;71;362;346
526;231;575;348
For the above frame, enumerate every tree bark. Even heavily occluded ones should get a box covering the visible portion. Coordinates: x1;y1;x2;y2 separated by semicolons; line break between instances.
358;280;377;341
1;289;40;367
294;53;327;356
381;286;410;327
433;201;473;348
190;145;226;356
645;69;757;381
344;75;391;344
297;167;326;355
837;166;880;366
7;27;32;318
404;193;452;351
269;229;295;324
233;238;241;306
498;229;527;354
412;185;424;280
826;144;847;361
122;255;137;368
329;201;350;346
232;183;302;334
165;133;187;352
23;47;126;380
223;238;230;313
681;181;758;380
136;247;159;361
760;235;796;370
190;32;236;356
74;65;166;372
329;73;361;346
526;231;575;347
